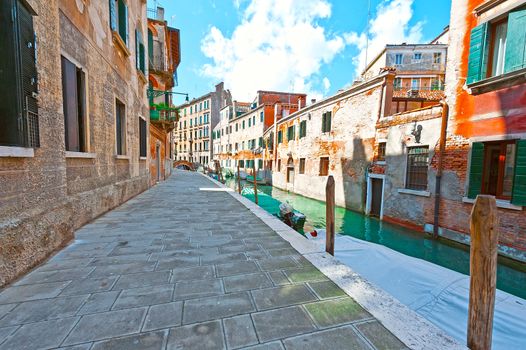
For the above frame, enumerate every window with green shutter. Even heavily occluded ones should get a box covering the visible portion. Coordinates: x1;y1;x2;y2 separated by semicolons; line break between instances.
504;7;526;73
468;142;485;199
287;126;295;141
466;23;489;85
302;120;307;137
511;140;526;206
322;111;332;133
468;140;525;204
0;0;39;148
278;130;283;144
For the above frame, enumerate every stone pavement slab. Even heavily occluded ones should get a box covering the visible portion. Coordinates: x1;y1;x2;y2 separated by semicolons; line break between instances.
0;170;407;349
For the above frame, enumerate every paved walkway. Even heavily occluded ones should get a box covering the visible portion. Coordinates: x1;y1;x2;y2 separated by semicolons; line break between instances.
0;171;407;350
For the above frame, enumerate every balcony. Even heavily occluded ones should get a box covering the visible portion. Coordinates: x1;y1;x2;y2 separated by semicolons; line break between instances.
150;103;178;132
393;85;445;100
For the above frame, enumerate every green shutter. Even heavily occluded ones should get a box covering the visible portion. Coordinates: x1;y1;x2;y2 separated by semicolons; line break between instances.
327;112;332;132
504;7;526;73
278;130;282;143
511;140;526;206
466;22;489;85
468;142;485;199
118;0;128;45
135;29;139;69
322;113;326;132
109;0;117;31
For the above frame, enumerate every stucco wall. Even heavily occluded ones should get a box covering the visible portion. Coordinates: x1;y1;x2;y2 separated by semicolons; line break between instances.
272;78;389;212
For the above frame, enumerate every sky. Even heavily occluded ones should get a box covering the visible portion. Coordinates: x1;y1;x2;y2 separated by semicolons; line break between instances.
148;0;451;103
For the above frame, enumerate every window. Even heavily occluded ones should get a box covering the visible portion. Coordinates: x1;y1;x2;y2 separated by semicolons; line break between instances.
377;142;386;161
258;159;263;168
393;78;402;90
413;53;422;60
433;52;442;64
405;146;429;190
322;111;332;133
411;78;420;90
61;56;87;152
243;121;245;129
319;157;329;176
0;0;39;148
248;118;251;127
139;117;147;157
135;28;146;74
236;123;238;132
299;120;307;138
260;111;264;122
277;130;283;144
258;137;263;147
110;0;129;46
395;53;403;65
467;7;526;84
115;100;126;155
287;126;295;141
468;140;526;204
299;158;306;174
253;115;256;125
277;159;281;171
200;116;202;124
489;19;508;77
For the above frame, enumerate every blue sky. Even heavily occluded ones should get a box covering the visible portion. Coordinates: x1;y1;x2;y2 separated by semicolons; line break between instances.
148;0;451;103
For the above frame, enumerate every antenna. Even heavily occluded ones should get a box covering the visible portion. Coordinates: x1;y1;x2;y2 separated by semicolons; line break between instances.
364;0;371;72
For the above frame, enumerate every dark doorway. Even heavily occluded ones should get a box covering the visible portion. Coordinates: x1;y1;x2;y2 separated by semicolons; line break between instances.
370;178;383;217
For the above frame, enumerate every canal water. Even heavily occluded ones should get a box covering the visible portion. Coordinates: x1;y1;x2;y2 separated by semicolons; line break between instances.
224;178;526;299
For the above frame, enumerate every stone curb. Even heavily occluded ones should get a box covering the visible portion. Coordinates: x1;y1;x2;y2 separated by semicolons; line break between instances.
198;172;467;350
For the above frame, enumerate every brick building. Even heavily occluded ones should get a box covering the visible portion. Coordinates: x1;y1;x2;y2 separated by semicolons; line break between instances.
426;0;526;261
175;82;231;166
0;0;150;286
147;6;180;185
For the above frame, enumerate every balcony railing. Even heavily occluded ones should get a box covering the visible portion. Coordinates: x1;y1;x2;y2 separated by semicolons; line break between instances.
393;85;445;92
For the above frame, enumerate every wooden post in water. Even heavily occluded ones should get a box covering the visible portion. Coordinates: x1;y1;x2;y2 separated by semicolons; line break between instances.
325;175;335;256
252;160;258;205
467;195;498;350
237;162;241;194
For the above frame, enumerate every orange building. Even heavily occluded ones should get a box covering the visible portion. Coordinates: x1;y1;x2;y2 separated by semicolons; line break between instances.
147;6;181;185
431;0;526;261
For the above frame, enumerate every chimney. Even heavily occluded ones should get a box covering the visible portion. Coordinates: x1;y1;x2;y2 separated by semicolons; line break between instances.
298;97;302;110
156;7;165;21
311;99;316;105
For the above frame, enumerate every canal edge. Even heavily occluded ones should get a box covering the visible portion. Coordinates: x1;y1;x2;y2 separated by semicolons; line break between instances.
198;172;467;350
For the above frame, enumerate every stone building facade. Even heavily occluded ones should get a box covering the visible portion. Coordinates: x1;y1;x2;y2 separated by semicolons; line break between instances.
175;83;231;166
0;0;150;286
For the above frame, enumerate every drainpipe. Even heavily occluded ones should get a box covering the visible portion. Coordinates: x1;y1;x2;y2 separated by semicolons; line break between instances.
433;101;449;239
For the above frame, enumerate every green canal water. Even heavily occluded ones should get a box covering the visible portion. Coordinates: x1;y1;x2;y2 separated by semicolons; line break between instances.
224;178;526;299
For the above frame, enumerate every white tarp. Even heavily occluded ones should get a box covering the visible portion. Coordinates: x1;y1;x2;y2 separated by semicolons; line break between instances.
307;231;526;350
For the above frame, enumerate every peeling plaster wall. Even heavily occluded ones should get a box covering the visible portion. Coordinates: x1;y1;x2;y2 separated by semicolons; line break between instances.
272;82;386;212
0;0;149;287
374;106;443;227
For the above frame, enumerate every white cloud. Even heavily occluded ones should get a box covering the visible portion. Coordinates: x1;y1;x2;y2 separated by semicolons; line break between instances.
200;0;345;101
345;0;425;76
322;77;331;92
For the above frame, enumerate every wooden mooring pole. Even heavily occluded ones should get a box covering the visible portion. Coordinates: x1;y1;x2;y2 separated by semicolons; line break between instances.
252;161;258;205
467;195;498;350
237;163;241;194
325;175;335;256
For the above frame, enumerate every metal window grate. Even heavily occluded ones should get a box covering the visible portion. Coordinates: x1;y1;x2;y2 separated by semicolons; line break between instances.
406;146;429;190
26;108;40;148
